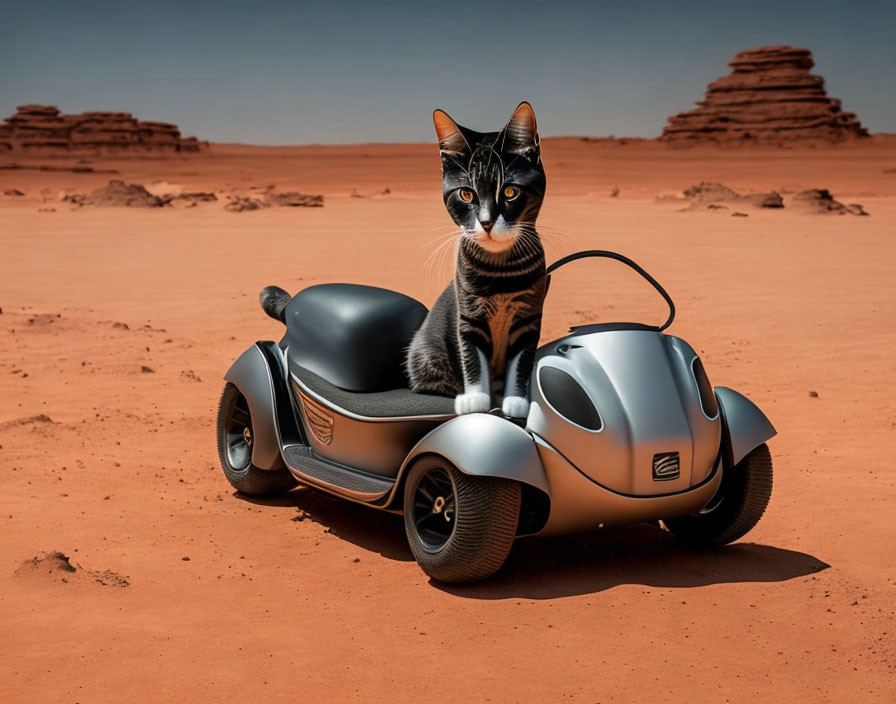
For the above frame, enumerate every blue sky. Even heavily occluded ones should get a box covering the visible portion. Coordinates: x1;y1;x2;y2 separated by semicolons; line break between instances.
2;0;894;144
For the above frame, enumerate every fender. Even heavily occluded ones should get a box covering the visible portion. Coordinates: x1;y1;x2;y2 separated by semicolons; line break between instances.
224;342;303;470
714;386;776;467
397;413;550;496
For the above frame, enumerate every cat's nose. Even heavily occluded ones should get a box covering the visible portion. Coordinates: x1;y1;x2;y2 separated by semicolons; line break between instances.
479;219;494;233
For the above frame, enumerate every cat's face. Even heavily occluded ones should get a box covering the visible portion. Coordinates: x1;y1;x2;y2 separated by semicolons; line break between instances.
434;102;546;254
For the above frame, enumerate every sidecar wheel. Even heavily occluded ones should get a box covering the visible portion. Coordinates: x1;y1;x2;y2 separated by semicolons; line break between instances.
216;383;296;496
404;456;521;583
664;443;773;547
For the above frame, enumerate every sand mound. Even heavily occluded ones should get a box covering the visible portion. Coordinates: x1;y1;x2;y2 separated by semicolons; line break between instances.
0;413;54;429
224;188;324;212
15;551;77;583
0;104;205;153
658;182;783;210
15;551;129;587
64;179;167;208
662;46;869;144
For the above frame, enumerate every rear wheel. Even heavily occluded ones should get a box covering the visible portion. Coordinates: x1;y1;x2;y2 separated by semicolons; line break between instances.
403;456;521;583
664;443;773;546
216;382;297;496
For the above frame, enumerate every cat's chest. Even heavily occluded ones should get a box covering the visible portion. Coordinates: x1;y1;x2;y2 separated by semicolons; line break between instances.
482;293;522;345
479;293;525;376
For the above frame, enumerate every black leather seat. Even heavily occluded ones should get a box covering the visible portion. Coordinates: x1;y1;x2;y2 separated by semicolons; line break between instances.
282;284;428;392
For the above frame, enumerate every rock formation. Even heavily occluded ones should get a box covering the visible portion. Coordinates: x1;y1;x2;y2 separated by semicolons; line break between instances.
790;189;868;215
661;46;868;144
657;182;783;211
0;105;205;153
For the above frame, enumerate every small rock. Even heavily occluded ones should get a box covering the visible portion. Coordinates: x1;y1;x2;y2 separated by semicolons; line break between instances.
182;556;190;561
809;390;819;398
732;212;749;217
224;196;266;212
610;185;620;197
140;365;155;373
4;188;25;196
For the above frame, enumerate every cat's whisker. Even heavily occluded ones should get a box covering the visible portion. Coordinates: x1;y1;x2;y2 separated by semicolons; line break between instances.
422;234;459;290
413;230;459;254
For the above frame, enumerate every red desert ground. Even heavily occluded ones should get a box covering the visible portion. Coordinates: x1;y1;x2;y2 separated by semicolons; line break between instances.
2;47;895;702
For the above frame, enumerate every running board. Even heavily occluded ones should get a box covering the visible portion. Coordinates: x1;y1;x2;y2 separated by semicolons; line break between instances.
282;445;395;503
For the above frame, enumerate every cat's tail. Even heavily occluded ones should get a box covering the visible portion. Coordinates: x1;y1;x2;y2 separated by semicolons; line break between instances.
259;285;291;323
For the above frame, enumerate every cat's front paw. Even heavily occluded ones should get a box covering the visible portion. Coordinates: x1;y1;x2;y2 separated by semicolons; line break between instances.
501;396;530;419
454;391;491;415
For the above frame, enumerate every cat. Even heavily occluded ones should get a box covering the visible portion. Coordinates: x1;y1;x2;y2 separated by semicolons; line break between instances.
406;102;547;419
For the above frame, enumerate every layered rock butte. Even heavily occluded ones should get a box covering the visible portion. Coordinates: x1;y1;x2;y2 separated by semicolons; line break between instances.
661;46;868;144
0;105;205;153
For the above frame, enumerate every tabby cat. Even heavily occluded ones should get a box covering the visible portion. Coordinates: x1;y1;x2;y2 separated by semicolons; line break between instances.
406;102;547;418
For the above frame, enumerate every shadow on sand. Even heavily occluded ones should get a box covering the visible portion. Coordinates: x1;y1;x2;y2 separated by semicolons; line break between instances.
237;487;414;562
240;489;829;599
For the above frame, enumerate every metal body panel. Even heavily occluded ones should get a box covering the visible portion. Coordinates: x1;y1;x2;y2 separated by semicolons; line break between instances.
291;374;448;478
223;344;284;470
534;435;723;536
527;330;721;496
398;413;550;496
715;386;777;466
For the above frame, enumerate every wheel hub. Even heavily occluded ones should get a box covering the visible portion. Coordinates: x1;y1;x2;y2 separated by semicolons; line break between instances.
223;390;253;471
412;466;457;548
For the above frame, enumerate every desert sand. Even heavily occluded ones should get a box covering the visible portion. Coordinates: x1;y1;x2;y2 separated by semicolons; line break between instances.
2;137;895;702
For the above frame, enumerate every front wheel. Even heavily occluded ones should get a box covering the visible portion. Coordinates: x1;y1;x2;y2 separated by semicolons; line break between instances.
403;456;521;583
664;443;773;547
216;382;297;496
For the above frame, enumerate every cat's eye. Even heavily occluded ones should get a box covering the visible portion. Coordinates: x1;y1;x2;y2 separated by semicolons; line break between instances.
458;188;474;203
503;185;520;200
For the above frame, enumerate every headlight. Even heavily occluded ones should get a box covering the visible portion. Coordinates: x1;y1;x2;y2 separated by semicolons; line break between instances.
538;366;602;431
691;357;719;419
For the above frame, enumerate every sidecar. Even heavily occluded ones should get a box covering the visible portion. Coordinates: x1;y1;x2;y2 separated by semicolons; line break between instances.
217;251;775;583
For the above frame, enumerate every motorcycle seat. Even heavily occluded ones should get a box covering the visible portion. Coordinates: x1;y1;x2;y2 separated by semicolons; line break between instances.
282;283;428;392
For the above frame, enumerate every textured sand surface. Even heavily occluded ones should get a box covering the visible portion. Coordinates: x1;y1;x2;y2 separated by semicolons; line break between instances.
2;139;895;702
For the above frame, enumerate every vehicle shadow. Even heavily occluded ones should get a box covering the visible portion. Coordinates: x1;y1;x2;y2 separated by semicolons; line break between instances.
238;492;829;596
236;487;414;562
438;523;830;599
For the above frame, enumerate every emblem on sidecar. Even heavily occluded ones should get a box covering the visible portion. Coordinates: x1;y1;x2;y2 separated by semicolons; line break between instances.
652;452;680;481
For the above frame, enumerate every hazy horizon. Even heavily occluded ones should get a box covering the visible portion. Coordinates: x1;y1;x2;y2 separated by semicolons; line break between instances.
3;0;894;145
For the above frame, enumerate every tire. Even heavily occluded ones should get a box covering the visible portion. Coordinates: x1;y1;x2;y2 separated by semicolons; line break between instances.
403;456;521;583
664;443;773;547
216;382;297;496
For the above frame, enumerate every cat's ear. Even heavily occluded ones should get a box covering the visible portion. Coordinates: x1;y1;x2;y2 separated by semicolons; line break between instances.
433;109;470;155
500;101;539;157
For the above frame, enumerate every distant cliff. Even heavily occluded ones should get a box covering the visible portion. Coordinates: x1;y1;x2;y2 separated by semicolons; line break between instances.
0;105;206;153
